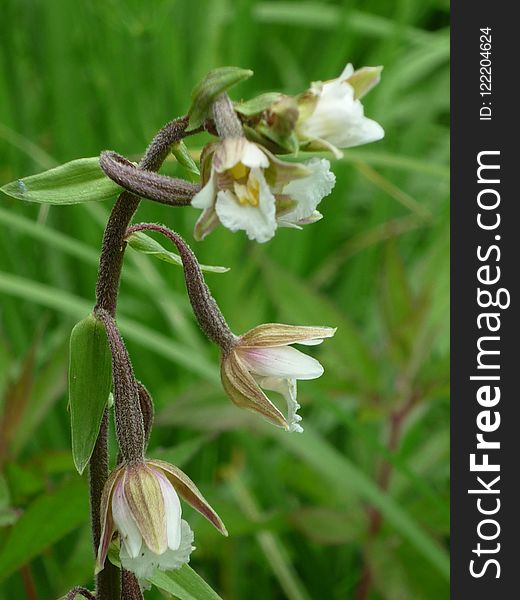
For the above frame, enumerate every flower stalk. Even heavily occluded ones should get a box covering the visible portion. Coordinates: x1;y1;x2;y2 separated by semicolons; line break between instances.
126;223;236;352
90;115;196;600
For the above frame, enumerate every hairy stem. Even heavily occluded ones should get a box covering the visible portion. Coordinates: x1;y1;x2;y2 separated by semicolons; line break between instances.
95;309;144;464
99;151;200;207
212;93;243;139
89;115;193;600
126;223;236;351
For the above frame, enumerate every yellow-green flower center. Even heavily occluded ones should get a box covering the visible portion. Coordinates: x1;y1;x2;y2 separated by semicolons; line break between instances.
227;163;261;207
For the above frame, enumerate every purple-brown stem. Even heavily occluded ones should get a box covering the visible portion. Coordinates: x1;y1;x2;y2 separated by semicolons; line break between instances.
90;115;196;600
95;308;144;464
99;151;200;207
65;587;96;600
212;94;243;139
126;223;236;352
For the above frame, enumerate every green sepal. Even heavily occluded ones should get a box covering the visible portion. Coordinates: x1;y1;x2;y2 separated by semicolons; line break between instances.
126;231;230;273
234;92;283;116
69;314;112;475
254;121;299;155
171;141;200;183
189;67;253;127
1;158;121;205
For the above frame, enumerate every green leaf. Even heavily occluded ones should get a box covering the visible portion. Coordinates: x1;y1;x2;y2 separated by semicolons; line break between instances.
0;479;88;581
148;564;223;600
1;158;121;205
171;141;201;182
189;66;253;127
126;231;230;273
234;92;283;116
69;314;112;475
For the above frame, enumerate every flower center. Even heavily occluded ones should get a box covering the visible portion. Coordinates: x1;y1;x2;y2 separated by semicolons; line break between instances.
228;162;249;182
234;175;260;207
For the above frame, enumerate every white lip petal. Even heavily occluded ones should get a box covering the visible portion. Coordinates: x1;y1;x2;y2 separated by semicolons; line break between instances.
256;376;304;433
239;346;324;380
120;519;194;580
215;170;277;243
112;477;143;559
281;158;335;223
154;469;182;551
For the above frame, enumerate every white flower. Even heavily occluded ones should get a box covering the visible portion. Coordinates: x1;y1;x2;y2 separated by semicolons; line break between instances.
297;63;384;157
220;323;336;431
96;460;227;580
192;138;335;242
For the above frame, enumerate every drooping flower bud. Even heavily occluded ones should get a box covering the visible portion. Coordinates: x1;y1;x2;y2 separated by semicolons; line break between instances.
96;460;227;580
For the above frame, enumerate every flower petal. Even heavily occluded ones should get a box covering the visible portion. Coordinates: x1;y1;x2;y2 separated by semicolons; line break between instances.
238;346;324;380
280;158;335;223
124;464;167;556
193;205;220;241
152;468;182;551
299;72;384;150
256;376;303;433
148;460;228;537
240;323;336;348
214;138;269;172
120;519;194;580
191;170;217;209
215;170;277;243
96;466;124;572
221;351;288;429
346;65;383;99
112;473;143;559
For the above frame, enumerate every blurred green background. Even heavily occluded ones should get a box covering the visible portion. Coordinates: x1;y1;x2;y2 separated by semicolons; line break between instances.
0;0;449;598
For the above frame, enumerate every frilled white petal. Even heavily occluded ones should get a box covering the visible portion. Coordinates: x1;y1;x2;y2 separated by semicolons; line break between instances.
153;469;182;551
120;519;194;580
112;478;143;559
280;158;335;224
238;345;324;380
191;170;217;209
256;376;303;433
215;169;277;243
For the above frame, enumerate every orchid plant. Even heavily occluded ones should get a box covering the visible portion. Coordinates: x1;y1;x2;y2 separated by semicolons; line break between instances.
1;64;383;600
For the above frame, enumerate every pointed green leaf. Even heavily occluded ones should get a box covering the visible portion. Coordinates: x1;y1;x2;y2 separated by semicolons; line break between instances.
189;67;253;127
148;565;223;600
234;92;283;116
69;314;112;474
1;158;121;205
171;141;200;182
126;231;229;274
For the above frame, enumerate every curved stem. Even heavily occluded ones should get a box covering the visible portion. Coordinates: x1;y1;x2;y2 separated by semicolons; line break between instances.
99;151;200;207
126;223;236;351
89;115;193;600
